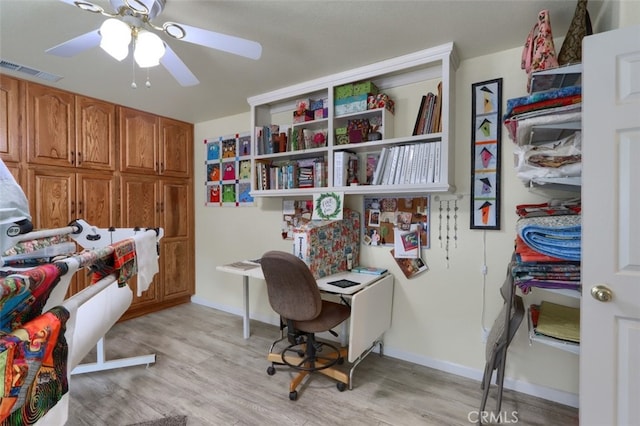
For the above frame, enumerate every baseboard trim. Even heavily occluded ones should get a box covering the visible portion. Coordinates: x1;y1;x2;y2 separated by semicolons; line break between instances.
190;297;579;408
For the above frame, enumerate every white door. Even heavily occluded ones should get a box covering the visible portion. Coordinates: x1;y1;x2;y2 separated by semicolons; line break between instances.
580;25;640;426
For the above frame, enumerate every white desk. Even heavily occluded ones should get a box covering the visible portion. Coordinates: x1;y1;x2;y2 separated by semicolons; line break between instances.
216;261;394;388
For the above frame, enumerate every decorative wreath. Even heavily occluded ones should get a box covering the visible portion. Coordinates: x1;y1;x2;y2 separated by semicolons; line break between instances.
314;192;342;220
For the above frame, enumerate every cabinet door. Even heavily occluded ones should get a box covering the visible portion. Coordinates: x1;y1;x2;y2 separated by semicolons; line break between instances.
160;179;193;300
159;117;192;178
120;174;161;307
119;107;158;174
75;96;116;170
74;172;117;293
0;75;23;162
26;82;75;167
27;167;76;229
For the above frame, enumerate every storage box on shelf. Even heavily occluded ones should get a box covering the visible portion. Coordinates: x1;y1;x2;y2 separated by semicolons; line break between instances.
248;42;458;197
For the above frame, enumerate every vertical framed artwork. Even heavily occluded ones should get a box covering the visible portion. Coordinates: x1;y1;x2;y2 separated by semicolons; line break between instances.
470;78;502;230
205;132;253;207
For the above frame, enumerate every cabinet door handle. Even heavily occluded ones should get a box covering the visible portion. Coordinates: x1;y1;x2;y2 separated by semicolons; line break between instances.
161;202;165;213
156;202;161;213
77;151;82;166
160;162;164;173
70;150;75;165
71;200;75;216
78;200;83;215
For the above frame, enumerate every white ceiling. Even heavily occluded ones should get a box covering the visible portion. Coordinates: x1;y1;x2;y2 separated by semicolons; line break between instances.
0;0;606;124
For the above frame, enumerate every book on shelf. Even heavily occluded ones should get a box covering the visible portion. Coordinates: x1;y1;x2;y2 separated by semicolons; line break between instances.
333;151;357;187
432;141;441;183
313;159;326;187
366;153;378;185
423;93;436;134
372;147;389;185
413;95;427;135
351;266;388;275
433;81;443;133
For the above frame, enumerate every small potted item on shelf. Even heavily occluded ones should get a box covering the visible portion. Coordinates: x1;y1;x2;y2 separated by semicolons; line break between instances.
368;124;382;141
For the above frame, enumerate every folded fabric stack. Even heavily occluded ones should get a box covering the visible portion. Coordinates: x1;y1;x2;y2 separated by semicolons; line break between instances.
512;201;581;294
503;86;582;186
503;86;582;144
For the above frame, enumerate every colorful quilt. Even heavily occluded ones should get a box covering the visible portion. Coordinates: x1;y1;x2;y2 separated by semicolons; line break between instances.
0;306;70;424
516;215;581;261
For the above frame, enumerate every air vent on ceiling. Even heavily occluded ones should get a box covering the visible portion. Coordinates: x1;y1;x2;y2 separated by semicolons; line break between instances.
0;59;62;82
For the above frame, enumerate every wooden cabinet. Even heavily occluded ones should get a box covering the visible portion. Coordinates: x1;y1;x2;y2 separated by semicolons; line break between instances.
119;174;162;310
0;74;24;163
119;107;192;177
158;179;193;301
26;82;75;167
119;174;193;318
26;82;115;170
160;117;192;178
6;76;194;319
27;167;117;295
75;95;116;170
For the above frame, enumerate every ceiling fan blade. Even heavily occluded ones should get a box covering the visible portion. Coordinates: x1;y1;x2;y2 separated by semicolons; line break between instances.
46;29;102;57
160;44;199;87
172;23;262;60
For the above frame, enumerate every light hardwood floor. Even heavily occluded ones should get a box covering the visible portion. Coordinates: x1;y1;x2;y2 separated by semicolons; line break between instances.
66;303;578;426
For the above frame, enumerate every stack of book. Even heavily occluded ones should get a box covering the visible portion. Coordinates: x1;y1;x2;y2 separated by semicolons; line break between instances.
412;82;443;135
371;142;441;186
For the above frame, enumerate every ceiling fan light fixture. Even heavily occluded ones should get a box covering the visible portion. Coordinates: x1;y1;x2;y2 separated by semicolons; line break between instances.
74;1;104;13
163;22;185;40
99;18;132;61
134;30;166;68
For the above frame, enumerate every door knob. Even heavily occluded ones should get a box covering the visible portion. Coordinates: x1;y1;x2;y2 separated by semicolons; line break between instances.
591;285;613;302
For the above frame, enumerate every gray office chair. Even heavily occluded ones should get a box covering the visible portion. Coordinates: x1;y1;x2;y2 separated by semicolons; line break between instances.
260;250;351;401
479;265;525;420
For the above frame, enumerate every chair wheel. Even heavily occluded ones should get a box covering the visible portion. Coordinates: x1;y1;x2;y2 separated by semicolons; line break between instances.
336;382;346;392
267;365;276;375
289;390;298;400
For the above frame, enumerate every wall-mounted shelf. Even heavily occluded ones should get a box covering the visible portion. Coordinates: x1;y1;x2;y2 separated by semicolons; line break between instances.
247;42;458;197
527;306;580;355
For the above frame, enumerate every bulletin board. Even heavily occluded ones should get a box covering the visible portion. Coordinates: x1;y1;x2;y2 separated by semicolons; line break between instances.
205;132;253;207
363;196;430;249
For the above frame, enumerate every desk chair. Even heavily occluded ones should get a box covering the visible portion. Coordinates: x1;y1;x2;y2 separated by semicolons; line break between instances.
479;265;525;419
260;251;351;401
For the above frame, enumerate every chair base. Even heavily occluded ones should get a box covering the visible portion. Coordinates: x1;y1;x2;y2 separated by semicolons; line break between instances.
267;343;349;400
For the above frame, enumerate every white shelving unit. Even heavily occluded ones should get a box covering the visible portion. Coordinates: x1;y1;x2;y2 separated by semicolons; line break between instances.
516;64;583;192
526;303;580;355
247;42;458;197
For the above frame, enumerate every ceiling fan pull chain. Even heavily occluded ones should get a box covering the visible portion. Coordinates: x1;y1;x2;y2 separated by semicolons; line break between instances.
131;53;137;89
146;69;152;88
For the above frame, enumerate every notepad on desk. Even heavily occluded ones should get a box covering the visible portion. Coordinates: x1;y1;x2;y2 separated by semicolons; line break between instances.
351;266;388;275
326;279;360;288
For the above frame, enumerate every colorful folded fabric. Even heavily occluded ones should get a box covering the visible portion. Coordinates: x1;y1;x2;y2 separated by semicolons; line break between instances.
504;85;582;119
516;215;581;261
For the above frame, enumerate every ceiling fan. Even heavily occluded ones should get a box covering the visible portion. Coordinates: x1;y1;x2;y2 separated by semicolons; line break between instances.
46;0;263;87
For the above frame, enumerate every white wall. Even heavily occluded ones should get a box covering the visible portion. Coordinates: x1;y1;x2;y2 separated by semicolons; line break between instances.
192;43;586;406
